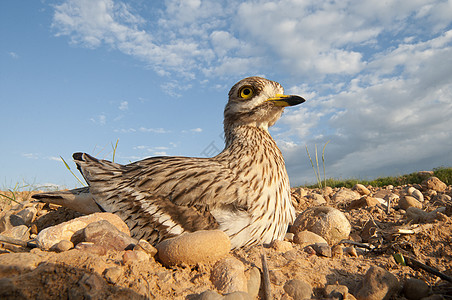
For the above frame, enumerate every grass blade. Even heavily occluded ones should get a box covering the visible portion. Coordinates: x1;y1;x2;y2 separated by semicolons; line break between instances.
60;156;86;186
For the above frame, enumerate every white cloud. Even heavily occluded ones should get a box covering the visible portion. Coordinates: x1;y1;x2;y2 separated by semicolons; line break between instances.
90;114;107;125
47;156;62;162
118;100;128;111
139;127;170;134
8;51;19;59
22;153;39;159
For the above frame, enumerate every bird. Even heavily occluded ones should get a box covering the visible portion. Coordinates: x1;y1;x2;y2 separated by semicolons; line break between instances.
33;76;305;249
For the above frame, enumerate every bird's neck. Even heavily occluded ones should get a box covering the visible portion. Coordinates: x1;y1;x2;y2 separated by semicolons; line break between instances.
220;124;286;176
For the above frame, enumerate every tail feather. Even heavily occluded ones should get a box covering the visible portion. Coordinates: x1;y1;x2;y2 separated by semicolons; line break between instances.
32;187;101;215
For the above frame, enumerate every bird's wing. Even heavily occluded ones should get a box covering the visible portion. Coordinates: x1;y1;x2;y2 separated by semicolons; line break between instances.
73;152;247;243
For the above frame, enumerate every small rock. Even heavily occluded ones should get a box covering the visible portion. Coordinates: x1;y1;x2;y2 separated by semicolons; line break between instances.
431;194;451;205
303;246;316;256
344;247;358;257
157;230;231;266
421;177;447;192
133;239;158;256
348;196;380;209
331;244;343;257
293;187;308;197
246;267;261;299
406;207;446;223
51;239;74;252
332;188;360;203
406;207;428;223
83;220;137;251
293;230;329;248
285;232;294;242
353;184;371;195
283;278;312;300
311;243;332;257
14;207;37;225
307;193;326;205
324;284;349;298
30;224;38;235
211;257;247;294
355;266;399;300
270;239;293;252
323;186;334;196
291;206;351;245
36;212;130;250
407;187;424;202
122;250;149;264
403;278;430;300
103;266;123;284
399;196;422;210
1;224;29;241
196;290;224;300
75;242;107;256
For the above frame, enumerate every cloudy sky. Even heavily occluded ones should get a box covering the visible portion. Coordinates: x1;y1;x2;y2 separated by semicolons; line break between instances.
1;0;451;189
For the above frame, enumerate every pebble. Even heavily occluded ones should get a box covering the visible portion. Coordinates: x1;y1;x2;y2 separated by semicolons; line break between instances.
348;196;380;209
403;278;430;300
353;184;371;195
331;188;360;203
211;257;247;294
293;230;329;248
246;267;261;299
196;290;224;300
293;187;308;197
283;278;313;300
156;230;231;266
1;224;29;241
51;240;74;252
83;220;137;251
355;266;399;300
343;247;358;257
322;186;334;196
14;207;37;226
311;243;332;257
133;239;158;257
75;242;107;256
103;266;123;284
421;177;447;192
399;196;422;210
406;207;446;223
331;244;343;257
284;232;294;242
407;187;424;202
324;284;349;298
307;193;327;205
291;206;351;245
270;239;293;252
122;250;149;264
35;213;130;250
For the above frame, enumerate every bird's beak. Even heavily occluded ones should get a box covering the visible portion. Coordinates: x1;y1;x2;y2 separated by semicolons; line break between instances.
266;94;306;107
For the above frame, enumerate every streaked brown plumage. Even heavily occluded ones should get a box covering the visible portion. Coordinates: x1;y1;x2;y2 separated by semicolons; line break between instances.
33;77;305;248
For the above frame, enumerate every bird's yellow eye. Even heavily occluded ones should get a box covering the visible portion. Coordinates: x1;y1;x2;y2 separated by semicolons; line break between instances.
239;86;254;99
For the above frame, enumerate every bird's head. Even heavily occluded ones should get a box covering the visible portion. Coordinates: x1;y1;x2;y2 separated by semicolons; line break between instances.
224;77;305;130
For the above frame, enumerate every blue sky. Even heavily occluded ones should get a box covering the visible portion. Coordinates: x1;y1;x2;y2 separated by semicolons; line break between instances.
1;0;451;189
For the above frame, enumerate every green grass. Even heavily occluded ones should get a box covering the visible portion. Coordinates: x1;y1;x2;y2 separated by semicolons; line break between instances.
302;166;452;188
